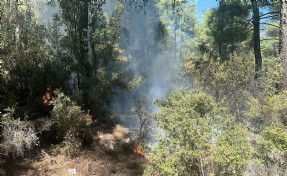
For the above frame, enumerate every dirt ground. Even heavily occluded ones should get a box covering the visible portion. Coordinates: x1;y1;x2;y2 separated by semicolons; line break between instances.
0;123;147;176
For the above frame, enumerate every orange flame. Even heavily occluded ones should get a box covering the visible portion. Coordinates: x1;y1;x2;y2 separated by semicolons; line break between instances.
133;143;145;155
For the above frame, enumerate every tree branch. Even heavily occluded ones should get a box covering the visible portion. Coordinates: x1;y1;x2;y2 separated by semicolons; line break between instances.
244;18;253;24
260;22;280;28
261;38;279;41
260;14;280;20
260;11;280;18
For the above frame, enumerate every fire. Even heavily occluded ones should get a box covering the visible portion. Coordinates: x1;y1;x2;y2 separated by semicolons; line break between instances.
42;85;56;105
133;143;145;155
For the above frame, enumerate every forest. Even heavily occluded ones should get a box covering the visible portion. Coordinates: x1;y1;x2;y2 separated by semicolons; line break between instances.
1;0;287;175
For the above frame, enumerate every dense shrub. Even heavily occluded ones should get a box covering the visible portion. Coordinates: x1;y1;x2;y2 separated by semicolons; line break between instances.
247;89;287;130
185;54;255;119
212;121;252;175
50;92;93;156
184;54;286;175
144;90;252;176
261;57;283;95
257;122;287;175
247;90;287;174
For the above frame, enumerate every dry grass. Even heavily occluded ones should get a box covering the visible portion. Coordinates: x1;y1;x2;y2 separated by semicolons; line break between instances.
97;125;132;151
0;123;146;176
0;118;39;158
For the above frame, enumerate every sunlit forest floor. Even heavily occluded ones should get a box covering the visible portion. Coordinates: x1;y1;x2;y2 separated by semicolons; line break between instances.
0;123;146;176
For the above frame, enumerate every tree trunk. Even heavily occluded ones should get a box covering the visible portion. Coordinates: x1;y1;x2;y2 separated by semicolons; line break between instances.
251;0;262;73
280;1;287;88
80;0;90;108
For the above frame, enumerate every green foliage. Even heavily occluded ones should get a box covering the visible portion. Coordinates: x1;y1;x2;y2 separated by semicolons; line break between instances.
265;90;287;125
88;1;134;116
185;54;255;118
145;90;215;176
0;0;137;118
50;92;92;155
184;48;286;175
213;122;252;175
257;122;287;175
206;0;251;60
156;0;197;60
261;25;280;58
261;57;283;95
145;90;252;176
132;100;152;143
0;1;69;115
247;89;287;130
259;122;287;154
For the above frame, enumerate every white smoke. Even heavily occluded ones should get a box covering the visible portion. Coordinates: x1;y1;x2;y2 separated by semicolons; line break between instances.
108;1;185;133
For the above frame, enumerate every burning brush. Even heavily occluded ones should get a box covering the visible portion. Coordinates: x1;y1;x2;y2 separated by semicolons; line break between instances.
133;143;145;155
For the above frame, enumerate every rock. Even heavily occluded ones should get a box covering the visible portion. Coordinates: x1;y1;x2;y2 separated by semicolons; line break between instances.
67;168;77;175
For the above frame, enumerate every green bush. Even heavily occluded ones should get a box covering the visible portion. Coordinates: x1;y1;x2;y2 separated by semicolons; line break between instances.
185;54;255;119
261;57;283;96
50;92;93;156
257;122;287;175
247;89;287;129
144;90;252;176
212;122;252;175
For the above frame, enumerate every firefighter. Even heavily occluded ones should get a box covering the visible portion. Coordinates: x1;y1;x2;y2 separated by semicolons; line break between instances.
42;85;56;105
